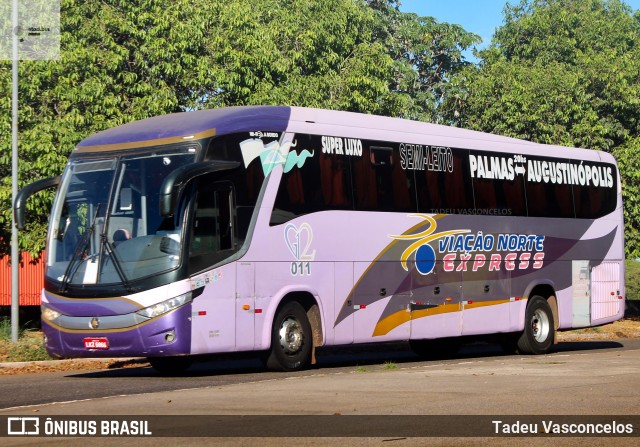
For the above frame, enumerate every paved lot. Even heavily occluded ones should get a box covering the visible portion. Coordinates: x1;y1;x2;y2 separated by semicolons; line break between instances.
1;342;639;446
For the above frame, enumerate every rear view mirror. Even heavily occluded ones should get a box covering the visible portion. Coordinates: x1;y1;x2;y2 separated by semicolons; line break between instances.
14;176;61;230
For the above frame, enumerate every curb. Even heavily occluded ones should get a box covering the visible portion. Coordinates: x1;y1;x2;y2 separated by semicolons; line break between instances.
0;357;144;369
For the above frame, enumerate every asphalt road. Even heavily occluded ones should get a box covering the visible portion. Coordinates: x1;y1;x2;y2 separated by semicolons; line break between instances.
0;339;633;409
1;339;639;446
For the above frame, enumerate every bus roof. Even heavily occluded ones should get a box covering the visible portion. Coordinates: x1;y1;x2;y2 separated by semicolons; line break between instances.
74;106;292;153
72;105;615;165
287;107;614;165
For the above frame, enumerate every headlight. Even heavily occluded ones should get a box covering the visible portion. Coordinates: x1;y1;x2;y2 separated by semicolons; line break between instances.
41;305;62;322
136;292;192;319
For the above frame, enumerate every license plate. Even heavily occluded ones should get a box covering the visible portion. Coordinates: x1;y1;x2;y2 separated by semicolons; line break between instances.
84;337;109;350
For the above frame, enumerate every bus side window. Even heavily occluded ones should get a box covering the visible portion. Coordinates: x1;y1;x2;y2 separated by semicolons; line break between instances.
525;159;574;218
573;163;617;219
390;148;416;212
472;171;527;216
472;177;497;211
416;149;473;214
188;180;236;274
351;144;415;213
270;134;351;224
319;153;351;207
352;149;378;210
191;192;218;256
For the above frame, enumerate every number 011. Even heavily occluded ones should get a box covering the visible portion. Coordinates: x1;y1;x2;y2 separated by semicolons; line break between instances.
290;262;311;276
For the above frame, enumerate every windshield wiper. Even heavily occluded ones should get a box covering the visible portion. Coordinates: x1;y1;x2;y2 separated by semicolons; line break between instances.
59;203;101;293
100;233;133;293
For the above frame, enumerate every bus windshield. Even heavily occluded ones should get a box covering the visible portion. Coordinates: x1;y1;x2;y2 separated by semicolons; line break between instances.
46;148;197;288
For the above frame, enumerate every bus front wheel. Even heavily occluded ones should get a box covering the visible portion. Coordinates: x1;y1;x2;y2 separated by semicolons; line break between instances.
517;296;555;355
266;301;312;371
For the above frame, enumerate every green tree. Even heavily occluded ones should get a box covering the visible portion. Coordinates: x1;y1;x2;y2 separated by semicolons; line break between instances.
448;0;640;255
195;0;399;113
0;0;224;256
615;140;640;258
0;0;479;257
366;0;480;121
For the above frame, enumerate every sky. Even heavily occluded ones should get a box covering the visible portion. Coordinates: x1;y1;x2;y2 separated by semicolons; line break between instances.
399;0;640;54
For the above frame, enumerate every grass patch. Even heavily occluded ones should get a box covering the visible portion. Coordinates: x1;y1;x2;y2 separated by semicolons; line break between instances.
383;361;398;370
0;318;51;363
355;366;369;373
557;317;640;341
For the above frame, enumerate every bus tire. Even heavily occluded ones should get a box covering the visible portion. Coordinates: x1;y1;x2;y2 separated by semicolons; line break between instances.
517;296;555;355
409;337;461;359
266;301;312;371
148;356;193;375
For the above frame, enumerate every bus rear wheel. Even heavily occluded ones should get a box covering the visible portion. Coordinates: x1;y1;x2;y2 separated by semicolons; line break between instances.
266;301;312;371
517;296;555;355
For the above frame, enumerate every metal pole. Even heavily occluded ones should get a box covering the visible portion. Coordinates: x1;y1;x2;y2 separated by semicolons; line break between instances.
11;0;20;343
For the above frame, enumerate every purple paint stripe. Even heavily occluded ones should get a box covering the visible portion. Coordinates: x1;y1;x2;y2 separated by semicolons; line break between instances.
78;106;291;148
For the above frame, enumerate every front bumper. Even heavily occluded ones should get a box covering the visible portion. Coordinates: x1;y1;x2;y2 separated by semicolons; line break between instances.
42;303;192;358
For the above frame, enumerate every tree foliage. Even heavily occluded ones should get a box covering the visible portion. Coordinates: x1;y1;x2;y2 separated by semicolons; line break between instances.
452;0;640;149
0;0;478;256
365;0;480;121
615;140;640;258
448;0;640;256
1;0;219;256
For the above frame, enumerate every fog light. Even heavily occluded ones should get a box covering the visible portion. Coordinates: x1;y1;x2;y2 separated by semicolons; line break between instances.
43;334;48;345
165;331;176;343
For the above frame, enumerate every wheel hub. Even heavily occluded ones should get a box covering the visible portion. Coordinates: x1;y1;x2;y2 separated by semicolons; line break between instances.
531;308;550;342
278;317;303;354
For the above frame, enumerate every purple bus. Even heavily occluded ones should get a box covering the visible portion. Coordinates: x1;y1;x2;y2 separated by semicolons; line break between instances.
15;106;625;373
